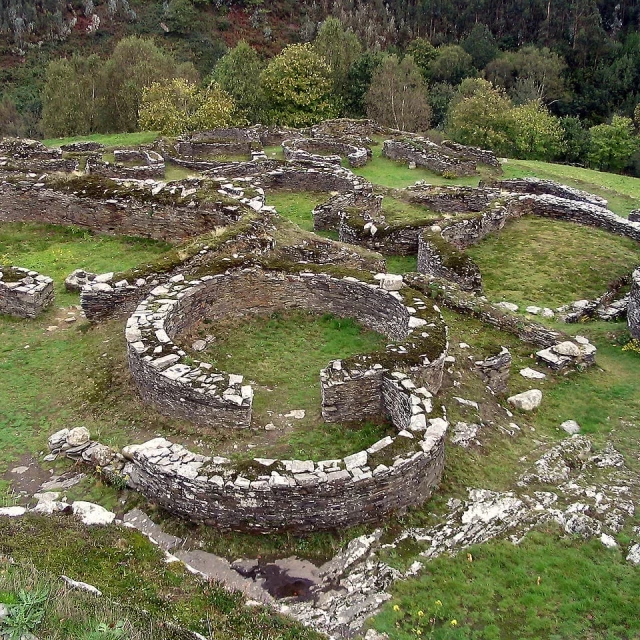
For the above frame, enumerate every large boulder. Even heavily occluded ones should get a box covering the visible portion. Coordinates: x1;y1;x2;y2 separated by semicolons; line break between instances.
507;389;542;411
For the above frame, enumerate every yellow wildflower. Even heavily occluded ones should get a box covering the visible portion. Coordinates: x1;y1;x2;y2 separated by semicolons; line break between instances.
417;610;424;617
393;604;400;612
435;600;442;607
451;619;458;627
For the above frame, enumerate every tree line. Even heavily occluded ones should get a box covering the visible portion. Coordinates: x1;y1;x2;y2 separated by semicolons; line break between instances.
37;20;640;175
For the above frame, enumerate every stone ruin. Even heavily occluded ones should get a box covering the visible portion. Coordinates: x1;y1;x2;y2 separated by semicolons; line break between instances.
86;148;165;180
3;119;635;536
0;266;54;318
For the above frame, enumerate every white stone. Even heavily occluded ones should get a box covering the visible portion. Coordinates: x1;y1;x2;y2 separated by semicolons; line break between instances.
525;306;541;314
72;501;116;525
378;274;403;291
553;341;581;357
541;308;555;318
496;301;518;312
344;451;367;470
626;543;640;565
61;575;103;596
519;367;546;380
67;426;90;447
284;409;305;419
0;506;26;517
228;374;244;385
408;316;427;328
560;420;581;435
600;533;618;548
507;389;542;411
94;272;114;283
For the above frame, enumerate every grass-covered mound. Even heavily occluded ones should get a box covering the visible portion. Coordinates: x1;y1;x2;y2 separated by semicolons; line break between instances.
467;216;639;308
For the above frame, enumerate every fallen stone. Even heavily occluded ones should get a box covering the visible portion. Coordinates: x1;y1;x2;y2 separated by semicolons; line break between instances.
496;301;518;312
553;341;581;357
519;367;546;380
67;426;90;447
507;389;542;411
72;501;116;525
626;543;640;565
61;575;102;596
560;420;581;435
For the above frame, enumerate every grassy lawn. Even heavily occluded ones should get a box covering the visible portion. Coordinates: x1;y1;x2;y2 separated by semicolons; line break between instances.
467;216;640;308
374;529;640;640
265;191;329;232
43;131;160;149
0;222;170;306
187;310;391;461
503;159;640;217
0;515;321;640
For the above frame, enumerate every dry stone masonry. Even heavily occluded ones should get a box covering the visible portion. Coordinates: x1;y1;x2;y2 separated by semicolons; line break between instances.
0;266;54;318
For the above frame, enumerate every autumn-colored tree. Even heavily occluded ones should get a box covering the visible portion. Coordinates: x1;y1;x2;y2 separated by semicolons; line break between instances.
365;55;432;132
138;79;237;135
261;43;339;127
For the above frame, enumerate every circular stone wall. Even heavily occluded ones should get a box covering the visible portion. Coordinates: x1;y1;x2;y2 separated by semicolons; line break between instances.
123;267;449;532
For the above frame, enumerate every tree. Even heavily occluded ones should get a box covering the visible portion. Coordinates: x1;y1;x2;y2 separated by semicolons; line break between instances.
510;100;565;160
100;37;198;133
461;24;498;70
485;46;566;104
446;79;514;155
343;51;385;117
588;115;638;172
560;116;591;164
138;79;237;135
164;0;198;34
365;55;432;132
429;45;475;85
261;43;339;127
405;37;437;80
313;17;362;103
41;54;102;137
213;41;266;124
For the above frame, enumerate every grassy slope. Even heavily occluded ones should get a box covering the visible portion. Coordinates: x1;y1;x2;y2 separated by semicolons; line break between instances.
191;311;390;461
0;515;320;640
467;216;640;308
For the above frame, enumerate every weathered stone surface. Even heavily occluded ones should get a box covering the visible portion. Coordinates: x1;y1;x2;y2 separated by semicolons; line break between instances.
507;389;542;411
0;266;54;318
627;269;640;339
474;347;511;393
71;501;116;525
519;367;546;380
560;420;581;435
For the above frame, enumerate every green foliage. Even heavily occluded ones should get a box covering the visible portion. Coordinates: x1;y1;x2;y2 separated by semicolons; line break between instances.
212;40;266;123
365;55;432;132
485;46;567;104
40;37;198;137
164;0;198;34
446;79;513;154
588;115;639;173
261;43;339;126
138;78;238;135
343;50;385;117
41;55;103;137
461;23;498;69
313;17;362;103
405;37;438;80
1;586;49;639
510;100;565;160
559;116;592;164
429;45;474;85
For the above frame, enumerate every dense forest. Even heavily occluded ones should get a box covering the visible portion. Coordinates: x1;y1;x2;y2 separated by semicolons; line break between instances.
2;0;640;172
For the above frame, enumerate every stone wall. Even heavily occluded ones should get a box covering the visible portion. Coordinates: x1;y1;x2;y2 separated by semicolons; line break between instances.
126;268;447;431
383;139;477;177
405;184;502;213
313;192;382;231
627;269;640;340
175;141;254;158
440;140;500;168
0;266;54;318
283;138;370;168
514;194;640;242
417;231;482;291
474;347;511;393
485;177;608;207
86;153;165;180
0;176;244;242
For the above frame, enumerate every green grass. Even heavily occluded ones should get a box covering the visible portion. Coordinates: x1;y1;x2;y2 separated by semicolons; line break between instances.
373;529;640;640
0;516;321;640
352;144;495;189
43;131;160;149
0;222;170;306
386;255;418;274
189;310;390;461
381;196;441;225
467;216;640;308
503;159;640;217
265;191;329;232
